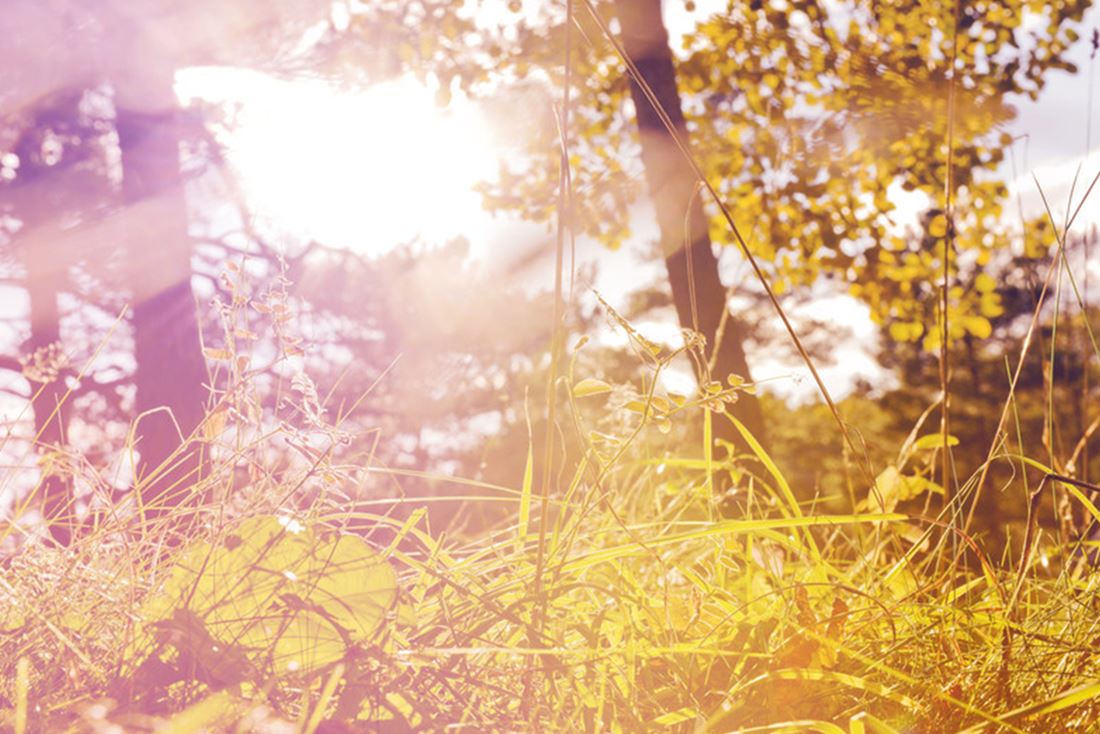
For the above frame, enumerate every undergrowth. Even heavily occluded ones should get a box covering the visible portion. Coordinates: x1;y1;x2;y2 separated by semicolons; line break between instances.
4;284;1100;734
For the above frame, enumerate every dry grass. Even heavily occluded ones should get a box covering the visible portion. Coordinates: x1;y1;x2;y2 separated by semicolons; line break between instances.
5;301;1100;734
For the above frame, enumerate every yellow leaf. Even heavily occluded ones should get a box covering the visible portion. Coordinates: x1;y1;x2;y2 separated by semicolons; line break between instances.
160;691;241;734
139;516;398;678
1;603;27;633
928;214;948;238
572;378;613;398
203;409;228;441
980;292;1005;318
888;321;923;342
961;315;992;339
870;467;940;513
913;433;960;451
870;466;903;513
652;708;700;726
921;328;942;353
885;563;919;600
517;401;534;552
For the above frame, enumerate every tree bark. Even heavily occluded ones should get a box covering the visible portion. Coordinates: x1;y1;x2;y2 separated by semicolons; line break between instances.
12;94;85;546
115;69;209;515
613;0;768;458
25;231;72;545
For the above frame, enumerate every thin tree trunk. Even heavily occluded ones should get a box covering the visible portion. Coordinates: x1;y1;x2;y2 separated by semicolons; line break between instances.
613;0;768;459
115;69;209;516
13;95;82;545
25;237;72;545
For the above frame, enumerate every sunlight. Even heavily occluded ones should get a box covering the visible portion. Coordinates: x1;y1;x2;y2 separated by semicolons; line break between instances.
177;68;495;256
11;1;1100;729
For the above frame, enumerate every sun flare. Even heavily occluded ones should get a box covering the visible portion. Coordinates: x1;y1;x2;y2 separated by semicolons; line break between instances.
177;68;495;256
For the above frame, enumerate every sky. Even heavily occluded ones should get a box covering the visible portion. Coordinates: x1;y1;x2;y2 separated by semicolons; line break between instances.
183;3;1100;403
176;70;499;254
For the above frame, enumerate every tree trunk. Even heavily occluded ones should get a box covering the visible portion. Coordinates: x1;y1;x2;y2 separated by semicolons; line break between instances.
12;94;83;546
115;69;209;515
613;0;768;459
25;234;72;545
